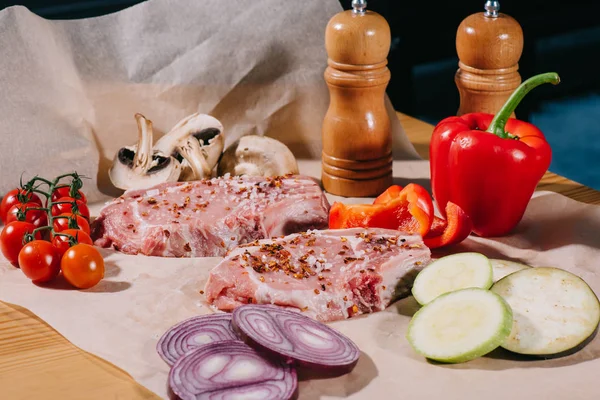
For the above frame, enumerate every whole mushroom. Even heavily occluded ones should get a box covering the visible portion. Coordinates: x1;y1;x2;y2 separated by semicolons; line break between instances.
153;113;224;181
217;135;299;177
109;113;182;191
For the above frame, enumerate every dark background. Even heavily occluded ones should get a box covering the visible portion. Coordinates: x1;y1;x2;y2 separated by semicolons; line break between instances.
2;0;600;189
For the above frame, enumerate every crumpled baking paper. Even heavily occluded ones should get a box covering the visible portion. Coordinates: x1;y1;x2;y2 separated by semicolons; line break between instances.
1;1;599;399
0;0;418;201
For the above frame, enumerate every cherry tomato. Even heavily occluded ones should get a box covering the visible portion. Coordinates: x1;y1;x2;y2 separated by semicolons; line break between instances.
61;243;104;289
53;213;91;235
1;189;43;224
18;240;61;283
0;221;41;267
51;229;93;258
51;197;90;220
51;186;87;204
5;202;48;228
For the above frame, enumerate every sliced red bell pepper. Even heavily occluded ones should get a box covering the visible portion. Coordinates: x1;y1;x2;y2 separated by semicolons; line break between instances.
426;216;447;239
423;202;473;249
329;184;434;237
430;72;559;237
391;184;434;236
328;202;399;231
373;185;403;204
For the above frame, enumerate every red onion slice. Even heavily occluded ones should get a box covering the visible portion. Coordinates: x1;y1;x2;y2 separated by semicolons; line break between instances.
157;313;239;366
232;304;360;376
169;340;298;400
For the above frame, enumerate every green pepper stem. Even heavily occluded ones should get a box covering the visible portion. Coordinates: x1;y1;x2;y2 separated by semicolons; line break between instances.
486;72;560;138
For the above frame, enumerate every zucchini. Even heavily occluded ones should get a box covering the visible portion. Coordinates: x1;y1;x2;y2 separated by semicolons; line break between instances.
490;259;531;283
491;267;600;356
411;253;493;305
406;288;513;363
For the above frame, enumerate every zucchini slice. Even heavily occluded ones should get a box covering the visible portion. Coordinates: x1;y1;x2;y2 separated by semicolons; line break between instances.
491;267;600;356
406;288;513;363
411;252;493;305
490;259;531;283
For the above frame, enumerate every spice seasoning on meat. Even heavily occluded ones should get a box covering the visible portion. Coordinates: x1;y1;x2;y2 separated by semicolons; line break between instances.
344;257;364;264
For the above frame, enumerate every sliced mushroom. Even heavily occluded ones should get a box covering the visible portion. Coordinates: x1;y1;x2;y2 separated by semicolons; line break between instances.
153;113;224;181
217;135;299;177
109;113;182;191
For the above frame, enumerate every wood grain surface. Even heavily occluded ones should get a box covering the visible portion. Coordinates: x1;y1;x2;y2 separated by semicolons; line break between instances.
1;113;598;400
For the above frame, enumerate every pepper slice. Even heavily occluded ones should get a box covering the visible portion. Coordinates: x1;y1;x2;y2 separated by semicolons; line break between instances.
423;202;473;249
329;184;434;237
373;185;403;205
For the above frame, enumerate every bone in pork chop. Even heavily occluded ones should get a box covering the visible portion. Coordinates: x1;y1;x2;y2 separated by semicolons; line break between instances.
91;175;330;257
204;228;431;322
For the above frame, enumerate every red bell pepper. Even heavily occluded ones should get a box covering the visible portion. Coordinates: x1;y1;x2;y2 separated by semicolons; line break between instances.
430;72;559;237
329;184;434;237
423;202;473;249
376;187;473;249
374;185;403;204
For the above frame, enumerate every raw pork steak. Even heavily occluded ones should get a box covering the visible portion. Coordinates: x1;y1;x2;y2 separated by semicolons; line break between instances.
204;228;431;322
91;175;330;257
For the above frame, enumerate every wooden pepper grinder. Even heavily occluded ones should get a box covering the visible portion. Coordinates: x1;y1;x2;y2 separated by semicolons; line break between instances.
321;0;393;197
455;1;524;117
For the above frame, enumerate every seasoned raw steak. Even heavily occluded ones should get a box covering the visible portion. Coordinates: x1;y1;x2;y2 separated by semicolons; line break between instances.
204;228;431;322
91;175;330;257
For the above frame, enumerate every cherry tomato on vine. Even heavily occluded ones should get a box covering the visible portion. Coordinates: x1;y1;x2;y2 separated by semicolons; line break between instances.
18;240;61;283
0;189;43;224
53;213;91;235
61;243;104;289
51;228;93;257
0;221;41;267
51;186;87;204
51;197;90;220
5;202;48;228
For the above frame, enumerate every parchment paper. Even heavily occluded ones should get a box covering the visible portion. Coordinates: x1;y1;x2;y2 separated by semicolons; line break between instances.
0;0;419;200
1;1;600;399
2;160;600;400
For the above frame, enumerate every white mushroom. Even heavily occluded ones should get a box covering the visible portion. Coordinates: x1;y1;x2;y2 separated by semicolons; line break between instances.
109;113;182;191
153;113;224;181
217;135;299;177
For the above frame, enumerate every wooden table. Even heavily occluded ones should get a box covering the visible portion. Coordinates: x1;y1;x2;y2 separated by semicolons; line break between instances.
1;113;599;400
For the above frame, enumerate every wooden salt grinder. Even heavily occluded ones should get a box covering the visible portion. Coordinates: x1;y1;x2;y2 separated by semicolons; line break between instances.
455;1;524;117
321;0;393;197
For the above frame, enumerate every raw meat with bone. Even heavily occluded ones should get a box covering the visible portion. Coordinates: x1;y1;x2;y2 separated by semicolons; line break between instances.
204;228;431;322
91;175;330;257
